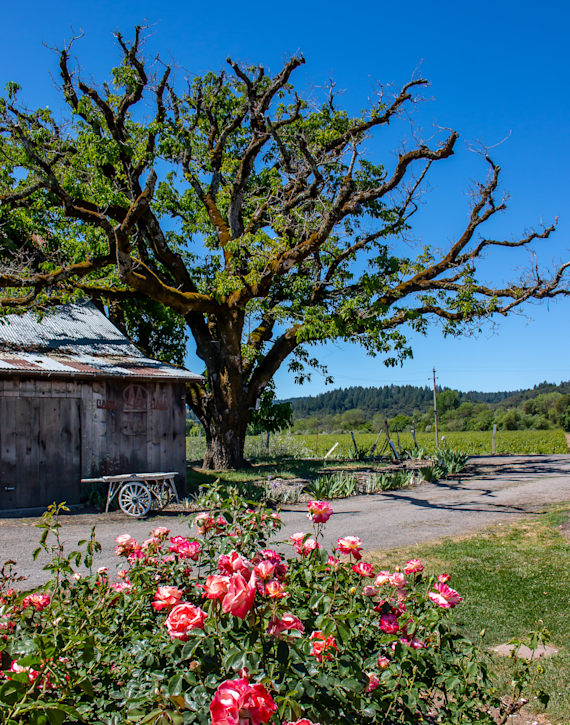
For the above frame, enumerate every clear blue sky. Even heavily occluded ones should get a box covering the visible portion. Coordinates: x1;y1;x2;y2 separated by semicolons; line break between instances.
2;0;568;397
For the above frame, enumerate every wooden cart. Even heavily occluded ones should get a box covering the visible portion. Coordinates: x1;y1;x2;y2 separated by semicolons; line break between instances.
81;472;180;518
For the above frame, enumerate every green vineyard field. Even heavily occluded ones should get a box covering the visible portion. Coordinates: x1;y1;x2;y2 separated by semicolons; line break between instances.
296;429;569;457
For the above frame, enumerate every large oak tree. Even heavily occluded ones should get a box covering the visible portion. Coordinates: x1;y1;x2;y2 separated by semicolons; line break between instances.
1;27;568;468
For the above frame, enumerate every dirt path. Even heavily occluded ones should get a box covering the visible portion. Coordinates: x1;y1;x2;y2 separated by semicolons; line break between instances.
1;454;569;590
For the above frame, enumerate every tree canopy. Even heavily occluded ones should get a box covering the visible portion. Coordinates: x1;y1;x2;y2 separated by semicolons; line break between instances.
0;26;568;468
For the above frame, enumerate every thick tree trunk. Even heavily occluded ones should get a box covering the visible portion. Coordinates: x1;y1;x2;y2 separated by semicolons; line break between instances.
202;413;249;470
185;310;279;471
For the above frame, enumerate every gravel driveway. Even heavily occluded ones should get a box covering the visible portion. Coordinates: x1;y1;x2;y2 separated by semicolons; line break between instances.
1;454;569;590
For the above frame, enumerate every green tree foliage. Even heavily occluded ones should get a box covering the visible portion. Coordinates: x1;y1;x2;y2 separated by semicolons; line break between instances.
437;389;460;414
248;384;293;434
291;385;436;419
554;394;570;431
290;381;570;434
1;27;568;468
117;299;188;366
389;414;412;432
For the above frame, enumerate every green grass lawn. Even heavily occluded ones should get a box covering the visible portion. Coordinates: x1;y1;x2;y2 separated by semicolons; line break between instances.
369;504;570;723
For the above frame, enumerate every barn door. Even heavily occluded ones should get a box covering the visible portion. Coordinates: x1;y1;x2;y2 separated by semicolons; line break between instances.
0;397;81;510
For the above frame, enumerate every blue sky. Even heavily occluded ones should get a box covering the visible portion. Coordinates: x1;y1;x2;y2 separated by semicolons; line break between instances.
2;0;568;397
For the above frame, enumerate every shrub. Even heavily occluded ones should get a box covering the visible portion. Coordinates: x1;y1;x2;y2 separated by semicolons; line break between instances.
306;472;357;499
0;496;513;724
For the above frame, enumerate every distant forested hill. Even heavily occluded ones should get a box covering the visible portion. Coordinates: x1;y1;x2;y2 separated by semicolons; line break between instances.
287;381;570;420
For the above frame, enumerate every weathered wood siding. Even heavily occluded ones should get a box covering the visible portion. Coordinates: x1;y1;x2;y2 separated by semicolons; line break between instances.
0;377;186;510
0;394;81;509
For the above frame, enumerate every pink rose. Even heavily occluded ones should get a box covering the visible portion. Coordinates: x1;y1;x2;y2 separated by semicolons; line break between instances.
377;655;390;669
222;572;257;619
219;551;252;579
195;514;216;535
142;536;160;550
265;580;287;599
21;593;50;612
307;500;333;524
352;562;375;577
379;613;400;634
152;526;170;539
169;537;202;560
389;572;407;588
111;581;132;593
374;571;391;586
202;575;230;600
254;550;288;580
438;573;451;583
303;538;321;554
404;559;425;574
258;549;281;563
127;549;145;564
267;612;305;638
428;581;462;609
254;560;276;580
215;515;228;529
365;672;380;692
289;532;306;554
0;615;11;631
284;721;321;725
165;603;208;641
310;631;337;661
114;534;138;556
335;536;363;560
327;556;341;570
210;677;277;725
10;660;40;683
362;585;377;597
399;635;425;650
152;586;183;612
395;587;407;602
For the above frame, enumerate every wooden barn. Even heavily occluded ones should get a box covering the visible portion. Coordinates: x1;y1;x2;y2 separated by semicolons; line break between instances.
0;302;203;512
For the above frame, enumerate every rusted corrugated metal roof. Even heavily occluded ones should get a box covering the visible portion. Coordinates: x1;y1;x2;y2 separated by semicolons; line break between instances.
0;302;204;382
0;301;142;356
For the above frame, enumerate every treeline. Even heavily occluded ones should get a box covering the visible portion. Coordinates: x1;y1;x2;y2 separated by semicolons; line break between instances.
288;385;435;419
287;383;530;420
287;382;570;434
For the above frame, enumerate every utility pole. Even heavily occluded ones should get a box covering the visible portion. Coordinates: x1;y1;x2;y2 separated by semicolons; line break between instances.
432;367;439;449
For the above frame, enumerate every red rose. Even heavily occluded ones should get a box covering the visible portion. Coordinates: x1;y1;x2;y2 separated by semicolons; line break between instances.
210;677;277;725
267;613;304;638
152;586;183;612
309;631;337;661
222;572;257;619
165;603;208;641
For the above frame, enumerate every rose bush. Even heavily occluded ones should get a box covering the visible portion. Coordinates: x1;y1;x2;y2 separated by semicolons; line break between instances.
0;492;512;724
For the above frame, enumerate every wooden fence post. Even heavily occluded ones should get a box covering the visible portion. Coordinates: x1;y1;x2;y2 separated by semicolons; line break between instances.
384;419;399;460
350;431;359;457
411;425;418;450
492;424;497;455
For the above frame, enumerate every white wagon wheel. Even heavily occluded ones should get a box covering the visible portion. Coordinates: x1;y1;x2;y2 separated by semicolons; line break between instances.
153;483;172;510
118;482;152;518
